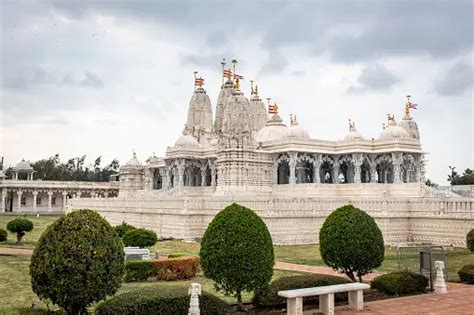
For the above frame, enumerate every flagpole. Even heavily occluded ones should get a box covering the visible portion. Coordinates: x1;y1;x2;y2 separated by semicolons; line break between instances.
193;71;198;92
221;58;226;85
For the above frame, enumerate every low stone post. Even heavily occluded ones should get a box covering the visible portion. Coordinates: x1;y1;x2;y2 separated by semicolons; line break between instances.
434;261;447;294
188;282;201;315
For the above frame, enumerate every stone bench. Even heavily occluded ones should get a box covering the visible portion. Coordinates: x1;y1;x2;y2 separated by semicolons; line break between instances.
124;246;151;261
278;282;370;315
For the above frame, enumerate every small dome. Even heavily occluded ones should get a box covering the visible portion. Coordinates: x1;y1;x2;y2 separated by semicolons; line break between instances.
15;159;33;170
125;152;142;167
255;114;289;142
380;116;410;140
175;134;200;148
398;115;420;140
344;121;364;141
287;124;310;140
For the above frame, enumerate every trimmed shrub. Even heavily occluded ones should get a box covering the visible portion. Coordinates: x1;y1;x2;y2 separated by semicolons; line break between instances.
168;252;193;258
371;271;428;295
122;228;158;248
319;204;384;282
30;209;124;315
7;218;33;244
0;228;7;242
254;274;350;307
200;203;274;309
95;286;228;315
125;256;200;282
458;264;474;284
467;229;474;252
113;222;136;238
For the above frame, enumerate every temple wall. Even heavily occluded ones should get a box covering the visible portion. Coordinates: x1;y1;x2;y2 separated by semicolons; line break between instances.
69;184;474;248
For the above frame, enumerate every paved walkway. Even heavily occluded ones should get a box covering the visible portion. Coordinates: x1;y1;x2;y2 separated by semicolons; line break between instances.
274;261;381;281
0;246;33;256
337;282;474;315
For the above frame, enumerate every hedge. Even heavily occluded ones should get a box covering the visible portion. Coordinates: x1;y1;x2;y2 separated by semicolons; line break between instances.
253;274;350;307
122;228;158;248
467;229;474;252
458;264;474;284
125;256;199;282
95;286;228;315
371;271;428;295
0;228;7;242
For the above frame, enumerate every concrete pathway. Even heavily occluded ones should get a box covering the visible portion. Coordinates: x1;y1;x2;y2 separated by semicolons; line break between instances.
274;261;381;281
336;282;474;315
0;246;33;256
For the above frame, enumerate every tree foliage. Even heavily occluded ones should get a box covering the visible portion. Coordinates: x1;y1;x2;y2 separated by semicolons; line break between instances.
7;218;33;244
448;167;474;185
30;210;124;315
199;203;274;310
467;229;474;252
113;222;137;238
319;204;385;282
0;228;7;242
5;154;119;182
122;228;158;248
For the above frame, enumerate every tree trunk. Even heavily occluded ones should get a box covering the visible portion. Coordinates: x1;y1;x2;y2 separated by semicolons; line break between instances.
344;270;356;282
236;290;246;312
16;233;22;245
358;273;363;283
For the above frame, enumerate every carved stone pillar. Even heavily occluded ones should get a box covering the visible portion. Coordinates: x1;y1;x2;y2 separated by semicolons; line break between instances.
200;167;207;186
177;162;185;188
272;158;279;184
289;153;297;184
210;166;216;187
332;157;340;183
32;191;38;211
352;154;364;184
313;154;321;183
392;153;403;184
62;191;67;211
47;191;53;212
16;190;22;211
1;189;6;212
159;168;167;190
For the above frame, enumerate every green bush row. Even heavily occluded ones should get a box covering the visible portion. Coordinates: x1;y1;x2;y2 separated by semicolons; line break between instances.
0;228;7;242
371;271;428;295
95;286;228;315
125;256;200;282
253;274;350;307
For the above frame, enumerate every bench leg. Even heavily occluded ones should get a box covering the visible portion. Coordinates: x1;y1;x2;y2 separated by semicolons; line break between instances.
319;293;335;315
348;289;364;310
287;297;303;315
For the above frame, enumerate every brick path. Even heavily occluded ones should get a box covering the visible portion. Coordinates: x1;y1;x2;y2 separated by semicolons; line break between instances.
274;261;381;281
337;282;474;315
0;247;33;256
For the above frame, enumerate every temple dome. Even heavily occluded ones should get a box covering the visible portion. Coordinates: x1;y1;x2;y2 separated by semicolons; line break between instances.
125;152;142;167
14;159;33;170
380;117;410;140
287;123;310;140
255;114;289;142
399;114;420;140
175;134;200;148
344;121;364;141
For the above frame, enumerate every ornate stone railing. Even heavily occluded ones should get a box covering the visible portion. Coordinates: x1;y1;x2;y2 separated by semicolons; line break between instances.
0;179;119;189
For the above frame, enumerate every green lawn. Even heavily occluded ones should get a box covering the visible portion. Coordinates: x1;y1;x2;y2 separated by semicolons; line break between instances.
0;215;60;249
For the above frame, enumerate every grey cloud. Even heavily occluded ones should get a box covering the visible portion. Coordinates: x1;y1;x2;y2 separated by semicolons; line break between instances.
434;62;473;96
348;64;398;93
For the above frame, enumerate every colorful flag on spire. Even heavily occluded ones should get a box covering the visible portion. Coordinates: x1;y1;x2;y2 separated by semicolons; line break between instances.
194;77;205;86
233;73;244;80
268;103;278;114
407;101;417;109
223;69;232;78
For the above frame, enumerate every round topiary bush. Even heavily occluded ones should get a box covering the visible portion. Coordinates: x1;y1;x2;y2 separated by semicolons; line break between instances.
113;222;136;238
122;228;158;248
319;204;384;282
458;264;474;284
0;228;7;242
466;229;474;252
371;271;428;295
200;203;274;310
30;209;125;315
7;217;33;244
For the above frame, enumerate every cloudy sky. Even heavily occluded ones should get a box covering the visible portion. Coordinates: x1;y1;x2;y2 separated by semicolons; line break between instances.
1;0;472;184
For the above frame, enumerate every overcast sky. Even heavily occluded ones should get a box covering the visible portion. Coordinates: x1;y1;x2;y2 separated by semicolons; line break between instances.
1;0;473;184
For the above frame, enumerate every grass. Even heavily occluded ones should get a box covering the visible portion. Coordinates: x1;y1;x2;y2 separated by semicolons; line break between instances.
0;215;60;249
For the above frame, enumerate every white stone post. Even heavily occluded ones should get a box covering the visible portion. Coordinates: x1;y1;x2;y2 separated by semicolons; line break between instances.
287;297;303;315
313;154;321;183
16;190;22;211
272;161;279;184
188;283;201;315
1;189;7;212
392;153;403;184
47;191;53;212
210;167;216;187
200;167;207;186
289;153;297;184
352;154;363;184
332;159;340;184
32;191;38;211
62;191;67;211
434;261;447;294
